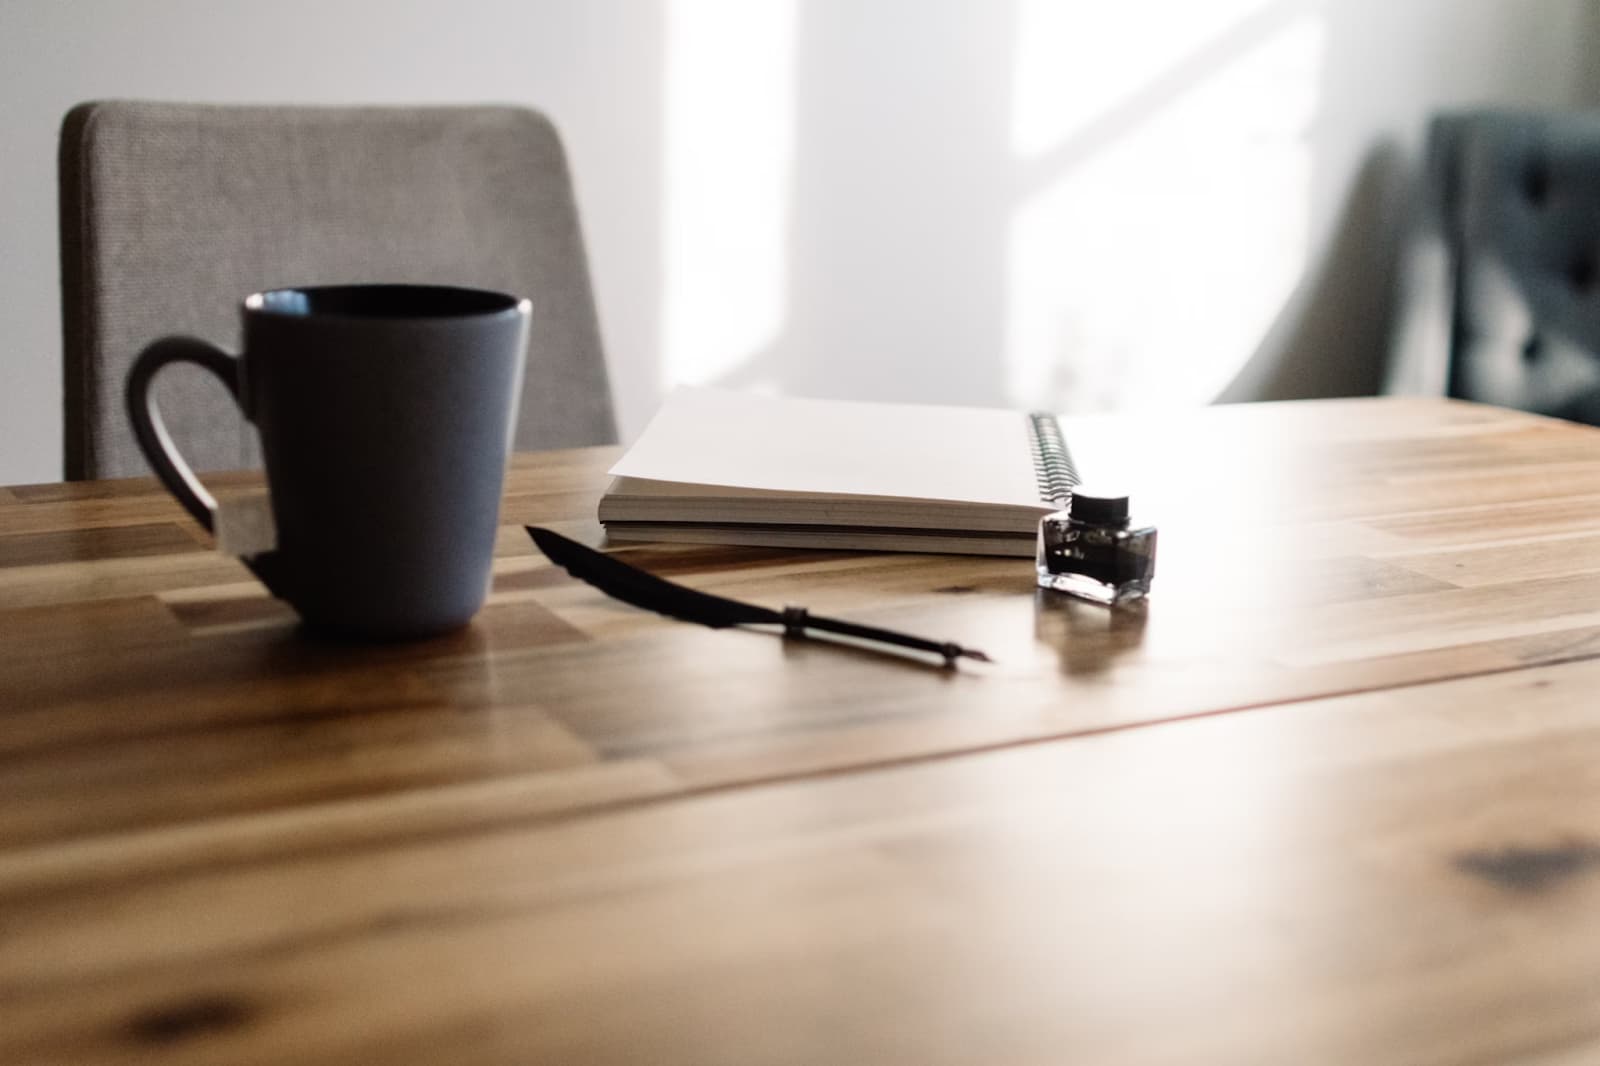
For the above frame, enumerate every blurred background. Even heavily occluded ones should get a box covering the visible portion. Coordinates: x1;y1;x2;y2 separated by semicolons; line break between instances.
3;0;1598;485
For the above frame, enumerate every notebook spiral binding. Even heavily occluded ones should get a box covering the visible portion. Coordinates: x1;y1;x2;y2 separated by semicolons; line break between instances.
1026;412;1080;506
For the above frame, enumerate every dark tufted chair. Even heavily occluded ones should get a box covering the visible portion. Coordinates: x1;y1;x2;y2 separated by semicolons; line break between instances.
1388;110;1600;423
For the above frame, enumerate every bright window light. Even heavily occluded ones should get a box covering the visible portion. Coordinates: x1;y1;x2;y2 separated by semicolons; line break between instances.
661;0;797;389
1007;1;1324;412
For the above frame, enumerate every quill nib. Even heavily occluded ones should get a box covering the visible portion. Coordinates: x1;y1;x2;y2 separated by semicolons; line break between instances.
777;604;989;667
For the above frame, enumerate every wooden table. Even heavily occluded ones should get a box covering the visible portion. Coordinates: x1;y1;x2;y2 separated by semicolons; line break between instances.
4;397;1600;1065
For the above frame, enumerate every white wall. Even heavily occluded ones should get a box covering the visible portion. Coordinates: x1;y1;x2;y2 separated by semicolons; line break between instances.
1;0;1596;485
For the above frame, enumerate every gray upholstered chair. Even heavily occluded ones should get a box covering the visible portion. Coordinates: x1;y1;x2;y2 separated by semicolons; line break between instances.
59;101;617;480
1387;109;1600;423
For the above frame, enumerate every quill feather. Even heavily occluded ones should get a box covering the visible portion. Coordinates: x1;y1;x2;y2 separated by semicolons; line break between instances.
527;526;776;629
525;527;990;664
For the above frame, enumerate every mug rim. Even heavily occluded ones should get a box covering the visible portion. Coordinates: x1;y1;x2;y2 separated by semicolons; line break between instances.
244;284;529;322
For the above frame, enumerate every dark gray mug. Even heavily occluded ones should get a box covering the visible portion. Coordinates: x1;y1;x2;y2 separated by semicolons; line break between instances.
126;284;530;638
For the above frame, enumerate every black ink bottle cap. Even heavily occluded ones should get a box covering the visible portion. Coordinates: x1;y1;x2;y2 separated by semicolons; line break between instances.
1068;487;1130;526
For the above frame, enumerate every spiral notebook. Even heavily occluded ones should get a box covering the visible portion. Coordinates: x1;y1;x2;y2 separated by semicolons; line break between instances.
598;388;1082;556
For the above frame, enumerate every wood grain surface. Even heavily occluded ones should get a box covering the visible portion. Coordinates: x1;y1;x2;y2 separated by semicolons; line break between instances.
3;397;1600;1064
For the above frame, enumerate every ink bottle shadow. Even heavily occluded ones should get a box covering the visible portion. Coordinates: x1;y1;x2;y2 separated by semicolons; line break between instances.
1035;488;1156;606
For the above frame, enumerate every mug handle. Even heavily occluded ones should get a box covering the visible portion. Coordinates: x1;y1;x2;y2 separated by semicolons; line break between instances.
124;336;244;534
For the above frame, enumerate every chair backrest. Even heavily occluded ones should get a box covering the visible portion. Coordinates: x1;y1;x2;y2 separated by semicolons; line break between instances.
1389;109;1600;423
60;101;617;480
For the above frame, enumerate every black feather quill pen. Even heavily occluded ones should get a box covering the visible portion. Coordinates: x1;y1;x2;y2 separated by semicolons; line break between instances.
526;527;991;666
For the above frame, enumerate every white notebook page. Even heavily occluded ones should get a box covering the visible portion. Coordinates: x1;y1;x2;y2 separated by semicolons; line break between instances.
609;388;1045;507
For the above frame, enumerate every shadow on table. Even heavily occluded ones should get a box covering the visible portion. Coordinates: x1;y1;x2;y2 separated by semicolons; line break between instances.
1033;590;1149;678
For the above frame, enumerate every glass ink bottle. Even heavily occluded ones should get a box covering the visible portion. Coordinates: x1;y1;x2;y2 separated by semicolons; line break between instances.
1035;488;1157;605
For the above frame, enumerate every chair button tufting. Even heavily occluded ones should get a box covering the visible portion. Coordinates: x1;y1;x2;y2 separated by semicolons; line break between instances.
1569;252;1596;292
1523;156;1550;207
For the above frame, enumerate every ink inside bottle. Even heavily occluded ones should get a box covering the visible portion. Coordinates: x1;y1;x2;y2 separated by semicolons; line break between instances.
1035;488;1157;605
